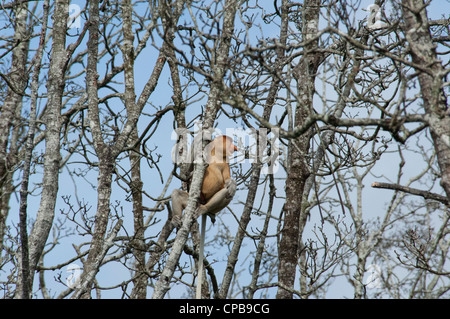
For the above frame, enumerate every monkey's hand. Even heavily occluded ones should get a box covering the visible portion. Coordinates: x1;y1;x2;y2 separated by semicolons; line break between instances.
224;178;237;199
195;179;237;223
171;215;182;228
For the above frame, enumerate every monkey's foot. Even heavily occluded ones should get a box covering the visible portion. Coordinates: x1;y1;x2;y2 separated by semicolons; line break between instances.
207;213;216;224
194;205;208;219
171;216;182;228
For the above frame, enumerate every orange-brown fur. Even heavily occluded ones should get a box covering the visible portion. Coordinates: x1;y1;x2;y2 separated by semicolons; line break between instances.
201;135;236;200
171;135;237;227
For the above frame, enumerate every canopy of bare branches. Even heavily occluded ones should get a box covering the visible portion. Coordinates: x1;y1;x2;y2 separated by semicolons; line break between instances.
0;0;449;299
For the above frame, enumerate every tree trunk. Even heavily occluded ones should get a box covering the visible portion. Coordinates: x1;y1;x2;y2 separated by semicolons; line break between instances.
76;0;115;298
402;0;450;202
17;0;50;299
276;0;320;299
0;1;30;263
118;0;147;299
26;0;68;296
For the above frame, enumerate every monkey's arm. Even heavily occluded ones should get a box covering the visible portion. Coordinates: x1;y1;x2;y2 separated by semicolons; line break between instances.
171;189;189;228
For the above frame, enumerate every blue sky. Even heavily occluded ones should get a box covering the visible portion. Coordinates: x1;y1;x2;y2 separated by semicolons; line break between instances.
2;0;449;298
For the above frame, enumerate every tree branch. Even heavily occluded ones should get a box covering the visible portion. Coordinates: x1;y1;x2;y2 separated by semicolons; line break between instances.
371;182;449;206
70;219;123;299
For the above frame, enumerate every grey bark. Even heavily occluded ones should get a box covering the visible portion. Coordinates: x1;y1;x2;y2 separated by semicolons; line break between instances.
0;1;30;262
73;0;117;298
26;0;69;295
401;0;450;202
119;0;146;299
276;0;320;299
17;0;50;299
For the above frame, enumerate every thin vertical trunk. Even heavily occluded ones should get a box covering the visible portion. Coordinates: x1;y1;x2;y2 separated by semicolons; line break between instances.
130;0;187;297
276;0;320;299
26;0;68;296
17;0;50;299
299;22;371;300
77;0;114;298
0;1;30;260
4;1;32;299
129;136;147;299
121;0;146;299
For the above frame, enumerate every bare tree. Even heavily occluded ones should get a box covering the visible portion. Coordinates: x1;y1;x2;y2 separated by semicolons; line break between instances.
0;0;448;299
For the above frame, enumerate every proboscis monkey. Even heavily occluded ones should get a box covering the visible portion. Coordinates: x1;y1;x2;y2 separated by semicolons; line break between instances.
171;135;237;227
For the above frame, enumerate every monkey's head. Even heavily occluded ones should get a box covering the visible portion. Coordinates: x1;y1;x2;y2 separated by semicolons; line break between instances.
208;135;237;162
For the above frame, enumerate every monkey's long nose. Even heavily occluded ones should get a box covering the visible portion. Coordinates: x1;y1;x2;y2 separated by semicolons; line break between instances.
233;144;238;152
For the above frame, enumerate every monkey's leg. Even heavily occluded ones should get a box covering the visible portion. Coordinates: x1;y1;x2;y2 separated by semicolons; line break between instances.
171;189;188;228
195;179;236;223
